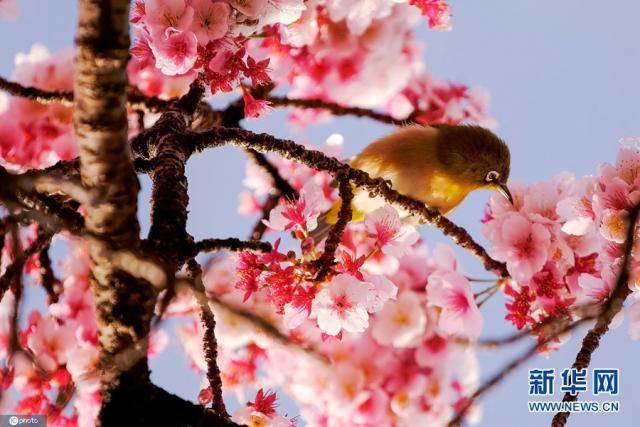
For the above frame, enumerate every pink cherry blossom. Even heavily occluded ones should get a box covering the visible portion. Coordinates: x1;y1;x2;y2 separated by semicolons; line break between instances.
427;271;483;339
144;0;194;37
264;181;324;234
364;274;398;312
233;389;295;427
372;291;426;347
365;205;420;258
26;314;76;372
259;0;307;27
409;0;452;30
311;274;370;335
189;0;230;45
150;30;198;76
578;273;614;302
488;212;551;282
242;86;273;118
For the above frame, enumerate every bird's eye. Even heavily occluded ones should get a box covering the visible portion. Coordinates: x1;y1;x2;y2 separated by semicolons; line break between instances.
485;170;500;182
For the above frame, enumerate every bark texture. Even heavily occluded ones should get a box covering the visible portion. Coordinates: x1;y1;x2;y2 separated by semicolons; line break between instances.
73;0;155;416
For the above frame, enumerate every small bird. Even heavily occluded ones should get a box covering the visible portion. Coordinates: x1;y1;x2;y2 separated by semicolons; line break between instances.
311;124;512;241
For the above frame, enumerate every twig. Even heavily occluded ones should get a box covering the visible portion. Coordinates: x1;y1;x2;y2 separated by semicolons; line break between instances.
37;246;59;303
313;174;353;281
267;95;413;126
551;204;640;426
447;315;597;426
196;238;272;254
186;260;230;418
244;149;297;199
0;75;170;112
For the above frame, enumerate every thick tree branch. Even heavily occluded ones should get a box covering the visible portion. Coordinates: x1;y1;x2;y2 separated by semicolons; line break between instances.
73;1;155;422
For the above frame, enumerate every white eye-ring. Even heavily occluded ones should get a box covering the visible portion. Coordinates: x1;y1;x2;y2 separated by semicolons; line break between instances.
485;170;500;182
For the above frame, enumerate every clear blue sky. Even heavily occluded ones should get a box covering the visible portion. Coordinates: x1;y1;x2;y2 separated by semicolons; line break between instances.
1;1;639;425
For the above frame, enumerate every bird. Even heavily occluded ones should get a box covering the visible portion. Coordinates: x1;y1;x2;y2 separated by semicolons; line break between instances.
310;123;513;242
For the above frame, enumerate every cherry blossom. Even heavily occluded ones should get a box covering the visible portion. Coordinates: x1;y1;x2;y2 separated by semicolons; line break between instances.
150;30;199;76
312;274;371;335
364;205;420;257
189;0;230;45
487;212;551;282
144;0;194;38
233;389;295;426
372;290;426;347
427;271;483;339
263;181;324;234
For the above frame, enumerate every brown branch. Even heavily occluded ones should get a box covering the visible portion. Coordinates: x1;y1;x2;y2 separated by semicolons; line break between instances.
37;246;59;303
178;279;329;364
551;204;640;426
196;238;272;254
267;95;412;126
187;126;508;276
314;174;353;281
0;227;54;301
0;75;73;106
74;2;155;423
244;149;297;199
447;315;597;427
0;75;170;112
187;260;229;418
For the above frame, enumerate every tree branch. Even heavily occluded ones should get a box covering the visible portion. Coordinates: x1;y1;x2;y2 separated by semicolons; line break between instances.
0;74;170;112
313;173;353;281
187;126;509;276
186;259;229;418
74;1;154;421
551;204;640;426
196;238;272;254
267;95;412;125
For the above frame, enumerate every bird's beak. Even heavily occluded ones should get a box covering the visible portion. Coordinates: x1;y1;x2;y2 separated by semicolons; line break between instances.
496;183;514;204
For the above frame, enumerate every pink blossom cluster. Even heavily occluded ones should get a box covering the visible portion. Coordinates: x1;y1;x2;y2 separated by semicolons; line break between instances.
0;45;76;170
128;0;289;98
147;135;481;425
244;0;490;125
0;46;156;172
0;237;169;427
170;238;482;426
128;0;471;123
483;138;640;342
0;239;99;426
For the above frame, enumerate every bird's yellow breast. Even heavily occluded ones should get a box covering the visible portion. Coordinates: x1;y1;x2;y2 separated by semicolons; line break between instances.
415;171;478;214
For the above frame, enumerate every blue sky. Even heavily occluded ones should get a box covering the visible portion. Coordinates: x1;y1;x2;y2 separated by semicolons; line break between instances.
1;0;640;425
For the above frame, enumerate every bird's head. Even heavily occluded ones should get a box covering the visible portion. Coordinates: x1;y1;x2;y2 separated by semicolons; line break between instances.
433;124;513;204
